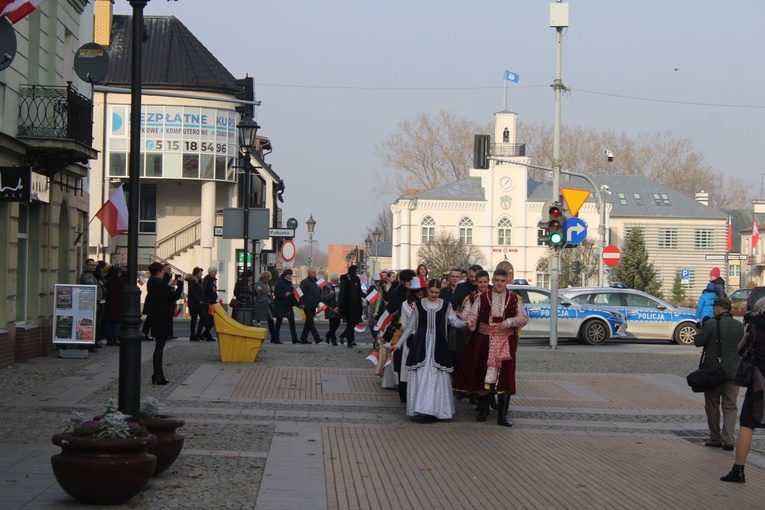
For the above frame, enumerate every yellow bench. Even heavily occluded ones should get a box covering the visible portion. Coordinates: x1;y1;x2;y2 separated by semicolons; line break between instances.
211;304;267;362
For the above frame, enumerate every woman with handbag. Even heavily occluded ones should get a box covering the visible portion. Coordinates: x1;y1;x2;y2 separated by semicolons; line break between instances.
693;297;744;451
721;297;765;484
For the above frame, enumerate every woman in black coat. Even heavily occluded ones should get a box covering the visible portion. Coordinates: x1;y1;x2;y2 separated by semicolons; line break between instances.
339;265;364;348
185;267;206;342
145;262;183;385
272;269;299;344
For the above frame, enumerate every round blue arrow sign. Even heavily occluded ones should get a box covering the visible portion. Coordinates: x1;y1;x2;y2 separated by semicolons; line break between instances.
563;217;588;245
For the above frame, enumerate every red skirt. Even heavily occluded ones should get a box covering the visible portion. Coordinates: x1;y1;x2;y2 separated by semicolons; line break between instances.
452;331;517;394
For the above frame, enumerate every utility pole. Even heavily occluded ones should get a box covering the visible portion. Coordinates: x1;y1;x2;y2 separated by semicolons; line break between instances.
549;1;569;349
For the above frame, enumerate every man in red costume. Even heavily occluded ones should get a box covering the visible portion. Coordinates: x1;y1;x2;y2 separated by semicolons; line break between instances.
454;269;528;426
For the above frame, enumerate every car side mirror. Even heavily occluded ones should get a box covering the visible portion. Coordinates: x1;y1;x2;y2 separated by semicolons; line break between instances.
560;300;571;307
656;305;667;310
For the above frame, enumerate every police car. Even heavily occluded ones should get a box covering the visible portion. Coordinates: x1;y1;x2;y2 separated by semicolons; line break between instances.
506;285;627;345
560;287;698;345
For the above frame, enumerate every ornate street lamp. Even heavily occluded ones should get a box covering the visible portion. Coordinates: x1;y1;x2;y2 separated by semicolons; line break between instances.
373;227;381;279
236;115;259;306
306;214;316;267
365;235;373;279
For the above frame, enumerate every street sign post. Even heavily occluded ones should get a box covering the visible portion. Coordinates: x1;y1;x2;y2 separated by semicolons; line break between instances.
602;245;621;267
269;228;295;238
280;240;296;262
563;217;587;245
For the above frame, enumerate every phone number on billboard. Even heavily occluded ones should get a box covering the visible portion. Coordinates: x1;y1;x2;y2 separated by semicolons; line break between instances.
145;140;228;154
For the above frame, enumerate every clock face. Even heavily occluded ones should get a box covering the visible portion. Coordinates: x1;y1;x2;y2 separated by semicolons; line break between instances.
499;176;513;190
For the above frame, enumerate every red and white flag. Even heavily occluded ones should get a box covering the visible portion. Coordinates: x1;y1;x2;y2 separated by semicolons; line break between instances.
316;278;327;288
293;287;304;300
726;215;733;252
137;274;147;286
317;303;328;315
93;185;129;237
365;289;380;304
753;216;760;250
0;0;47;24
354;323;366;333
173;303;182;318
383;354;393;368
365;350;379;364
375;310;393;332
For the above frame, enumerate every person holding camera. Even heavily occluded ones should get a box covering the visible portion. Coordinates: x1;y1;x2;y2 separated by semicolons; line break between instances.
145;262;184;385
694;297;744;450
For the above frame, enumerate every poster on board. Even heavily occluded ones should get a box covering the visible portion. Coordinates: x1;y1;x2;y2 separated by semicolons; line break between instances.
52;284;98;345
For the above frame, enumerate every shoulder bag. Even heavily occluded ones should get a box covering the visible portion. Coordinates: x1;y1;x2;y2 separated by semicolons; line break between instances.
734;327;755;387
686;318;728;393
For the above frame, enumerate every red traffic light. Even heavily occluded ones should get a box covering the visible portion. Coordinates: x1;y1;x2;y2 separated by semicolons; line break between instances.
549;205;562;219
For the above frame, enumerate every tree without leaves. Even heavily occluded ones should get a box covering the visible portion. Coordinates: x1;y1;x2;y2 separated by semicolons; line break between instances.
538;238;600;288
517;123;752;209
614;227;663;298
375;109;490;197
416;231;485;278
293;245;328;268
366;207;393;243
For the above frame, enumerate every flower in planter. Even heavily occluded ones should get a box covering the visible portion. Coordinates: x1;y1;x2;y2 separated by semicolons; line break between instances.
139;396;165;419
64;399;148;439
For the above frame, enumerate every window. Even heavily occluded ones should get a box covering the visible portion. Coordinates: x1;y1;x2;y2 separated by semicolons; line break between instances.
728;265;740;278
694;229;712;250
658;228;678;249
139;185;157;234
497;218;512;245
535;261;550;288
458;217;473;245
618;192;627;205
109;152;127;177
653;193;671;206
421;216;435;243
633;193;643;206
525;290;550;304
625;293;661;308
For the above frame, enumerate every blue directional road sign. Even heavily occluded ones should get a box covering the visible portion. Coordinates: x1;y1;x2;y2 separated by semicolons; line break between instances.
563;217;588;245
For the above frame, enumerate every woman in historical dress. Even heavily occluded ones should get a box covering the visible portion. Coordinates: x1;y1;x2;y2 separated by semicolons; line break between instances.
393;279;466;422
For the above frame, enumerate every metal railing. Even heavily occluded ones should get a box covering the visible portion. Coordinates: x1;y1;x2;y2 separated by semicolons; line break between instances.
491;143;526;157
17;83;93;146
155;210;224;261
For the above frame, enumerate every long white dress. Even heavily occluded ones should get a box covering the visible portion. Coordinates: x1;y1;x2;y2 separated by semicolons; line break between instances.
399;298;465;419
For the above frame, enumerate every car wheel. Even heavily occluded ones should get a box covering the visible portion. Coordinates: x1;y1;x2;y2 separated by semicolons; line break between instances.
580;319;609;346
673;323;697;345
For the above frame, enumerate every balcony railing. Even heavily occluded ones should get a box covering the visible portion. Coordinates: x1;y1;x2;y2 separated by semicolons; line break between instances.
17;83;93;146
491;142;526;157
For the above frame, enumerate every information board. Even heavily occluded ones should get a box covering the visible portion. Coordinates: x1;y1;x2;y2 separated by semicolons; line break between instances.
52;285;98;345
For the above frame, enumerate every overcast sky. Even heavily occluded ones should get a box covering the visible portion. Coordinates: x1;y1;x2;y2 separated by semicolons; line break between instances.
113;0;765;250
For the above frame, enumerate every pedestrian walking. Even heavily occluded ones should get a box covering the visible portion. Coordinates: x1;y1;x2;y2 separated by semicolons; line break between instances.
321;273;342;345
392;279;466;422
254;272;277;343
694;297;744;450
339;265;364;348
200;267;218;341
185;267;206;341
299;268;323;344
273;269;299;344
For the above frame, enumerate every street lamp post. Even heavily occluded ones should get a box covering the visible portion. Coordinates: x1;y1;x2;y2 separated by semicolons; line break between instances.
373;228;381;279
365;235;373;280
599;149;614;287
237;116;259;302
117;0;151;419
306;215;316;267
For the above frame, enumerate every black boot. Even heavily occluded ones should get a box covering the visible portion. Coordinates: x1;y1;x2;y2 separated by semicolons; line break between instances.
490;393;498;410
720;464;745;483
477;393;491;422
398;381;407;403
497;393;513;427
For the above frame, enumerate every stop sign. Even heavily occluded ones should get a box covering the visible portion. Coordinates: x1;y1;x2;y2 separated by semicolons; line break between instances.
602;245;621;267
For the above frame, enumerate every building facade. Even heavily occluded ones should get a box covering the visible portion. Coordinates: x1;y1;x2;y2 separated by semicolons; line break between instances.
0;0;96;365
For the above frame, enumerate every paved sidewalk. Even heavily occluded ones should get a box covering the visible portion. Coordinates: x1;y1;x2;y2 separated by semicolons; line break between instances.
0;335;763;509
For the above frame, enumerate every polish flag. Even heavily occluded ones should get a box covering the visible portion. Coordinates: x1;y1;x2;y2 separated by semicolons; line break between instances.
137;274;147;286
754;216;760;250
365;350;379;364
316;278;327;288
365;289;380;304
173;303;182;318
0;0;47;24
726;215;733;252
293;287;304;300
94;185;129;237
383;354;393;367
354;323;366;333
375;310;393;332
317;303;328;315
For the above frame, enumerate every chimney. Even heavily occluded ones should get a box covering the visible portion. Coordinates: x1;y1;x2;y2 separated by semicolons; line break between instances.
695;190;709;206
94;0;114;47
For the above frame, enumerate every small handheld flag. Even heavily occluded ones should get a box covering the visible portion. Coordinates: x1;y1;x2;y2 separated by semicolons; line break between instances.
365;351;379;364
354;323;366;333
366;289;380;304
316;278;327;288
293;288;304;300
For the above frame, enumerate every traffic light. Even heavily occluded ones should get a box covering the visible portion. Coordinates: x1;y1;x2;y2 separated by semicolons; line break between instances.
548;202;565;248
473;134;490;169
572;260;582;275
234;77;254;116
